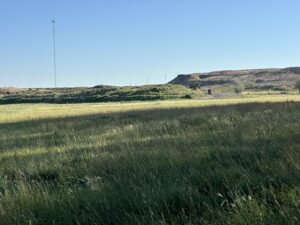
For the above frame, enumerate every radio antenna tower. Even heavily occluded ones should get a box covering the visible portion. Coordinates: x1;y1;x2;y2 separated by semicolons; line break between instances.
52;20;57;88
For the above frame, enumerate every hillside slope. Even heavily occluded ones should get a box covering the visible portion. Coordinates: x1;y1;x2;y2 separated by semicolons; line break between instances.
169;67;300;91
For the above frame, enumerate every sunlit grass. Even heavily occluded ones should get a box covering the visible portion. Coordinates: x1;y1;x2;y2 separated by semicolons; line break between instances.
0;96;299;224
1;94;299;123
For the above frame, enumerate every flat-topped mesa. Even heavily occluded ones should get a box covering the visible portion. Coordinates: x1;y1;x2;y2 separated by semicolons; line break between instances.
169;67;300;91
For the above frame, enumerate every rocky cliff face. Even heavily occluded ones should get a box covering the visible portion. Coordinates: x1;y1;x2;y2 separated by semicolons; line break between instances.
169;67;300;90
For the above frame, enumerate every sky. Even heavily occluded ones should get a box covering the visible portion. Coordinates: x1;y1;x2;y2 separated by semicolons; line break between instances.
1;0;300;87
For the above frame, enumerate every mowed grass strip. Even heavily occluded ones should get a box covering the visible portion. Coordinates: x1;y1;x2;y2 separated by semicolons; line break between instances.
0;98;299;224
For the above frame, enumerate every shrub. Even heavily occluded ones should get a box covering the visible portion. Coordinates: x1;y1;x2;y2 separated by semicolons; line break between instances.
182;94;192;99
295;80;300;93
233;85;245;94
151;87;161;93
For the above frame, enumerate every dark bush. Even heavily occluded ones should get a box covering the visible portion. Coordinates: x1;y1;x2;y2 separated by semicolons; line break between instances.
182;94;192;99
151;87;161;93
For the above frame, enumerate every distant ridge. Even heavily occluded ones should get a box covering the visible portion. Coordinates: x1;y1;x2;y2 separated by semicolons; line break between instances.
169;67;300;91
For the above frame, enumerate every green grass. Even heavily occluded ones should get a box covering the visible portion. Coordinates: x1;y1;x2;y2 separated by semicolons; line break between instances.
0;84;202;104
0;97;300;225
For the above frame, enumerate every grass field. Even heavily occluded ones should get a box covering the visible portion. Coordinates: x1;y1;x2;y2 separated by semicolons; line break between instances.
0;96;300;225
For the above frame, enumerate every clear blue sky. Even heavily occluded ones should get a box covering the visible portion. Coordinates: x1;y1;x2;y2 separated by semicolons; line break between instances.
1;0;300;87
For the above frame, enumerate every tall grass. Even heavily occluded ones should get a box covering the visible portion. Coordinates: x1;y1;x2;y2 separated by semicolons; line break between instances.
0;99;299;224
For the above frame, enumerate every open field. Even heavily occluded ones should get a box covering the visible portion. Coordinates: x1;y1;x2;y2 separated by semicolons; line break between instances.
0;96;300;224
1;94;299;123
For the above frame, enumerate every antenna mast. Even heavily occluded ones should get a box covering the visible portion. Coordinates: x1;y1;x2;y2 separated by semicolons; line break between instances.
52;20;57;88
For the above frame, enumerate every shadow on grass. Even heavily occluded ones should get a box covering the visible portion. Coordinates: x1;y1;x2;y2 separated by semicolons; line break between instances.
0;101;300;224
1;101;298;130
1;134;300;225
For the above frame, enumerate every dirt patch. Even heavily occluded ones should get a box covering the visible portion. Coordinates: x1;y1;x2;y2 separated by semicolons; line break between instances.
0;87;29;94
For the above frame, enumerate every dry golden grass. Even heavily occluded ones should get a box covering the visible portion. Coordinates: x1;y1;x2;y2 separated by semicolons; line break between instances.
1;94;299;123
